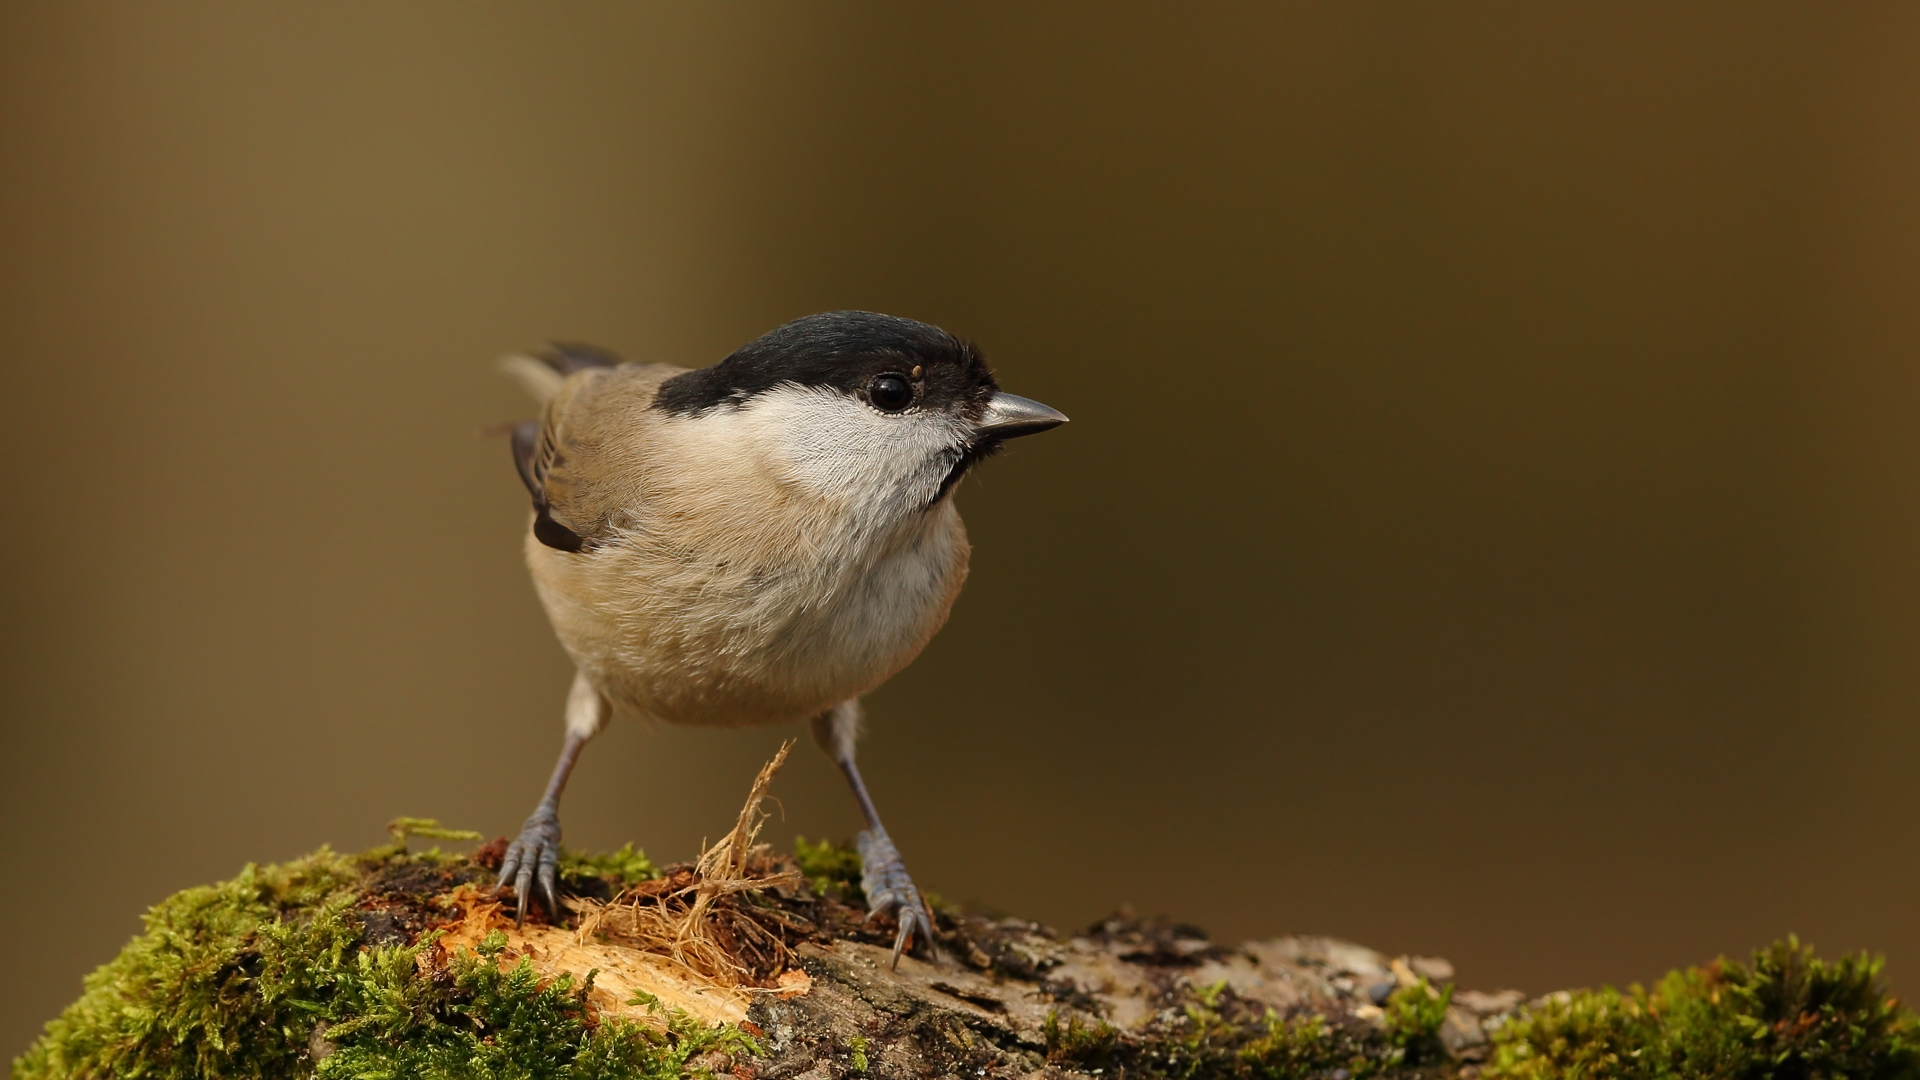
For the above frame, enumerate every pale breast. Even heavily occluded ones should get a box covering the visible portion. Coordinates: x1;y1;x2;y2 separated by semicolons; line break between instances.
528;503;969;729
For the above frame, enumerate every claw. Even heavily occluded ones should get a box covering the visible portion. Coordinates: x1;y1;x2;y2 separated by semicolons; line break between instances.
892;919;912;966
537;844;560;920
857;828;935;968
497;806;564;924
514;861;535;924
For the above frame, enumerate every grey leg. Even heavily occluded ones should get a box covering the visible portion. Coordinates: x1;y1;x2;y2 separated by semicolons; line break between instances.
498;671;608;923
812;700;935;967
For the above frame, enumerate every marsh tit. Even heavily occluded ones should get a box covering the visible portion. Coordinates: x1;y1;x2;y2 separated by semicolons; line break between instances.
494;311;1067;963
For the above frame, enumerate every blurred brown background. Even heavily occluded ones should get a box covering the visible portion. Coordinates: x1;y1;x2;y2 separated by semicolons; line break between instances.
5;1;1920;1057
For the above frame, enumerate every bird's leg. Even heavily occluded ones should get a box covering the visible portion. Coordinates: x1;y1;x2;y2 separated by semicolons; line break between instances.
498;672;608;923
812;700;935;968
497;730;582;922
841;756;937;966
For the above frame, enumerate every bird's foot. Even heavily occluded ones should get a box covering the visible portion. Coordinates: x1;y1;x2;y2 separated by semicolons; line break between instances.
497;806;563;924
857;829;935;968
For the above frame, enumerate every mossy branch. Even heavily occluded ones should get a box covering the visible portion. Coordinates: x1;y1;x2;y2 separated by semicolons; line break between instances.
13;758;1919;1080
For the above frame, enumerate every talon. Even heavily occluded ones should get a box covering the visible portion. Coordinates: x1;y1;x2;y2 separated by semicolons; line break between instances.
892;917;914;967
537;846;561;920
514;863;534;924
498;807;564;923
856;828;935;969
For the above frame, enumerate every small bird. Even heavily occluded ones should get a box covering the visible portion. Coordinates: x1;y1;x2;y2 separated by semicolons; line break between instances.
495;311;1067;963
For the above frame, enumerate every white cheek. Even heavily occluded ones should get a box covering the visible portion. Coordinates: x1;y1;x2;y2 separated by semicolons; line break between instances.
743;386;962;511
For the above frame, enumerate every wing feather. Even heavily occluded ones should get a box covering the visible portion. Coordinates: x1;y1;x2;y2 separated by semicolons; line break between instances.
502;346;679;554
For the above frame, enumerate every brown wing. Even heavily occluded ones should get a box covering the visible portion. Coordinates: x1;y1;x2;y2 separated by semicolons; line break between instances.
510;345;623;553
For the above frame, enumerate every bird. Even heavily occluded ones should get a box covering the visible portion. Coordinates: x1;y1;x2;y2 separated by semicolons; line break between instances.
493;310;1067;964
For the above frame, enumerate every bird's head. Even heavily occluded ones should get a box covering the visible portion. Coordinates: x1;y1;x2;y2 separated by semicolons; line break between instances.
653;311;1067;515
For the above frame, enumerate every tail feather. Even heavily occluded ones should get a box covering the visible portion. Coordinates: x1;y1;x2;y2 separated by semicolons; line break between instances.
498;342;623;404
499;354;565;403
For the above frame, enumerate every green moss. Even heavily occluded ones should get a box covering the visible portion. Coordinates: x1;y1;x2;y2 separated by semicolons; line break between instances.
1044;1008;1118;1068
560;843;659;891
1156;978;1378;1080
1489;936;1920;1080
1176;980;1238;1074
387;817;485;847
1385;977;1452;1064
1238;1012;1336;1080
793;836;863;899
11;849;363;1079
12;846;743;1080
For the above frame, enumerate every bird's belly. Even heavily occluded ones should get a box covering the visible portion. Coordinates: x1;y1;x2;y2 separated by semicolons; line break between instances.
531;514;968;729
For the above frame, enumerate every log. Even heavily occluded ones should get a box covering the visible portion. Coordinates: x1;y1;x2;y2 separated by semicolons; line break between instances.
13;755;1916;1080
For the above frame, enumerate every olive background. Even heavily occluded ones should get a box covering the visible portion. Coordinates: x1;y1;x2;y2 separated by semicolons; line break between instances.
5;2;1919;1057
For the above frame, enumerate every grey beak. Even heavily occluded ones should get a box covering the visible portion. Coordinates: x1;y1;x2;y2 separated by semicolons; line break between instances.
976;392;1069;440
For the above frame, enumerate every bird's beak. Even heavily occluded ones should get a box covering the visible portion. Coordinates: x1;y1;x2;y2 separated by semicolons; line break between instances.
975;392;1069;440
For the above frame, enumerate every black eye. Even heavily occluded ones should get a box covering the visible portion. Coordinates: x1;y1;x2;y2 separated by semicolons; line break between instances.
867;373;914;412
